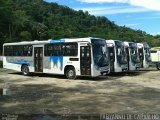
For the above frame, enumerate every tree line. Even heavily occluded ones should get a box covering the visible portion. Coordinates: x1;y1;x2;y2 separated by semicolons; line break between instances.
0;0;160;53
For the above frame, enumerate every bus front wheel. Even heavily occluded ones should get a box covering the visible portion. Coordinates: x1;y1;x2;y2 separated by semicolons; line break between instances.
65;67;76;79
22;65;29;75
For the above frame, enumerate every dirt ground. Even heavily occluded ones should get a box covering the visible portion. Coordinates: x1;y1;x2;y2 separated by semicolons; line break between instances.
0;68;160;118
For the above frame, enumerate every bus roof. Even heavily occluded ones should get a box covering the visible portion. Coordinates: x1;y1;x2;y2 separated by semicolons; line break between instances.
3;37;105;46
3;40;49;46
106;39;122;42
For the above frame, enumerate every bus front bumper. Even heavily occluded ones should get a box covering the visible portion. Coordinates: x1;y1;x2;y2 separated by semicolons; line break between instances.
99;66;110;75
121;64;128;71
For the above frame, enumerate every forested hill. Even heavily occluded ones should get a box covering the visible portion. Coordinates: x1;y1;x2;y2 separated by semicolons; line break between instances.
0;0;160;52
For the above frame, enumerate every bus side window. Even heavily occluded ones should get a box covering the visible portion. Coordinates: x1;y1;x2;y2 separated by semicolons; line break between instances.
60;43;77;56
4;46;13;56
53;44;61;56
48;45;53;56
23;45;32;56
65;44;71;56
70;43;78;56
64;43;78;56
44;43;78;56
44;44;49;56
44;44;54;56
61;44;66;56
13;45;23;56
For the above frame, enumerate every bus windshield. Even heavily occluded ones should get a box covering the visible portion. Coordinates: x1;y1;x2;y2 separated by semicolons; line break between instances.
115;41;127;64
144;48;151;62
129;43;140;63
91;39;109;67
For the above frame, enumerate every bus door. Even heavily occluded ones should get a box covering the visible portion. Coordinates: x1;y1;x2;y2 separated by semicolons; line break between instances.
138;48;144;67
80;46;91;75
125;47;130;70
34;47;43;72
108;47;115;72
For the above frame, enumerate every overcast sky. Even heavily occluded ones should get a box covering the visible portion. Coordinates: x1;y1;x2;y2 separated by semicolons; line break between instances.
45;0;160;35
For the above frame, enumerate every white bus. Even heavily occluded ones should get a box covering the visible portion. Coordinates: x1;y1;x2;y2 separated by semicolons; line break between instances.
124;42;141;71
150;47;160;70
106;40;128;72
3;37;110;79
137;43;151;68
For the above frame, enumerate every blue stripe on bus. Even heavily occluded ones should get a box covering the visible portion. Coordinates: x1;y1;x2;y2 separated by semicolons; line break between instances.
9;61;30;66
50;56;63;70
48;39;65;43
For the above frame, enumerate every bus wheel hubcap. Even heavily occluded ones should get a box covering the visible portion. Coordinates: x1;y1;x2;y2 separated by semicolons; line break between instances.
23;67;28;74
68;70;74;77
24;69;27;73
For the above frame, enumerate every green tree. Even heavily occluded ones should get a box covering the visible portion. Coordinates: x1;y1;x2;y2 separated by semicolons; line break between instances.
20;31;32;41
0;0;158;49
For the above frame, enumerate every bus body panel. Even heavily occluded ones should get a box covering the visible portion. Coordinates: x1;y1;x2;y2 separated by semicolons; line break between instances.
43;56;81;75
3;56;34;72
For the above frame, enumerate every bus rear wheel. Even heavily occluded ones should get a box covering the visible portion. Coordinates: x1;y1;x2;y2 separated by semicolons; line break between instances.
22;65;29;75
65;67;76;79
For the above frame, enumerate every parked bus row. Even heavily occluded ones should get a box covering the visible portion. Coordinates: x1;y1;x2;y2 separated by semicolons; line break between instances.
2;37;151;79
106;40;151;73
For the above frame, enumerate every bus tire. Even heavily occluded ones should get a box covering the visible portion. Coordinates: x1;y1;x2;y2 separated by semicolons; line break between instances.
65;67;76;79
22;65;29;75
156;63;160;70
